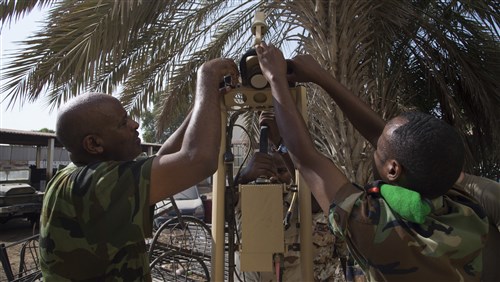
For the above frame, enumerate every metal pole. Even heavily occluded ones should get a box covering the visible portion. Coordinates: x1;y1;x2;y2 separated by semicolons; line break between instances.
46;138;55;181
211;104;227;282
36;146;42;167
296;86;314;281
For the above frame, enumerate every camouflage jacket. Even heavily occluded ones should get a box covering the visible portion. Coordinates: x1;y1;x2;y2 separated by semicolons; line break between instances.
329;182;489;281
453;174;500;281
39;158;154;281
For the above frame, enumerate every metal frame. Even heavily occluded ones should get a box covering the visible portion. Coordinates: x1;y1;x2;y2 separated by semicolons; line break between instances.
211;85;313;281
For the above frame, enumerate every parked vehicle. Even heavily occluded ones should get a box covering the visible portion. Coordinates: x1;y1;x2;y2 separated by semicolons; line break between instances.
0;168;44;225
154;185;205;229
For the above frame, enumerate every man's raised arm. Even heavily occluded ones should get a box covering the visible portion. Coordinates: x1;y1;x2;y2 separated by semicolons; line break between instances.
287;55;385;147
256;43;350;214
149;58;239;204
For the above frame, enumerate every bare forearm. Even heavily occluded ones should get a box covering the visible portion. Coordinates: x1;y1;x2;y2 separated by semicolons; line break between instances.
256;43;351;212
157;110;193;155
270;78;315;164
185;72;221;163
182;58;237;171
315;70;385;147
270;77;348;213
280;152;296;182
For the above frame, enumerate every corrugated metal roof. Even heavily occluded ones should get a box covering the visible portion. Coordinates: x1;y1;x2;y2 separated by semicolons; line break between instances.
0;128;62;147
0;128;56;137
0;128;162;151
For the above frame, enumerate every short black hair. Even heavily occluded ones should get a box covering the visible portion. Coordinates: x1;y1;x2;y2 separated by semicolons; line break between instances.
387;111;464;198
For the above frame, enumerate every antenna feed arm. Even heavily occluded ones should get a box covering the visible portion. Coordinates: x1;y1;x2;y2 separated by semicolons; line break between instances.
252;11;268;45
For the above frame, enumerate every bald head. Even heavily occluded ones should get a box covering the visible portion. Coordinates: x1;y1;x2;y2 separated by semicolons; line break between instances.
56;93;119;154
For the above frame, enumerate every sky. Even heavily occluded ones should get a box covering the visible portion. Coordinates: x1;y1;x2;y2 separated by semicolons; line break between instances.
0;7;58;132
0;7;152;136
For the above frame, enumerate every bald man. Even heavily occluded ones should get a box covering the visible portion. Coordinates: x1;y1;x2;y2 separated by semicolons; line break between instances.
39;58;238;281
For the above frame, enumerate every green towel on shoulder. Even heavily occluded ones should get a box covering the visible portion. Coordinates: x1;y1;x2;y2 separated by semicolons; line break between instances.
380;184;431;224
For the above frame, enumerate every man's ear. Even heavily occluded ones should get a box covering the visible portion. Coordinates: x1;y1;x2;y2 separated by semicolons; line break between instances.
385;159;403;182
82;135;104;155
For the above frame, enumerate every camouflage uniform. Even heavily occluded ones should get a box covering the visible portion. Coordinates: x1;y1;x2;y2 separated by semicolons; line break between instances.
39;158;155;281
329;182;489;281
454;174;500;281
311;212;346;282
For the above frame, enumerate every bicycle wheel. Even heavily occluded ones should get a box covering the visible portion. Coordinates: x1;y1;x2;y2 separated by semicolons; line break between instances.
149;249;210;282
148;216;212;281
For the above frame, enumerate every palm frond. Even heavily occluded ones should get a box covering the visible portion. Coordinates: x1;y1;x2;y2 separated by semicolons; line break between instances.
0;0;55;30
2;0;498;178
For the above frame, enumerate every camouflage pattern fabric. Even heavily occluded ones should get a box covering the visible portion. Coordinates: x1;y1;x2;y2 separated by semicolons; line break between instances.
39;158;155;281
454;174;500;232
328;182;489;281
311;212;347;282
453;174;500;281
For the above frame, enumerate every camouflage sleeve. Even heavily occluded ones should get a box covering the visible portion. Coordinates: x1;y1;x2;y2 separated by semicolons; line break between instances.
327;182;364;237
454;173;500;232
327;183;374;272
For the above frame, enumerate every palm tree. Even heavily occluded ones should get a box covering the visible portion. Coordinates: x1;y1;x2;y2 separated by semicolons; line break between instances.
1;0;499;181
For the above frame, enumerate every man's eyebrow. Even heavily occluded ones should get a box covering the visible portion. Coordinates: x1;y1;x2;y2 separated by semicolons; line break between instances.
119;113;128;126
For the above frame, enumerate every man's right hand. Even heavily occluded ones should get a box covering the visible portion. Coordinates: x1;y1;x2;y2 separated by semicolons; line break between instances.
237;152;277;184
197;58;239;93
259;111;281;146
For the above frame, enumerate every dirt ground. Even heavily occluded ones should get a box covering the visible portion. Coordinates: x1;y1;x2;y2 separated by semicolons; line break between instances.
0;218;40;281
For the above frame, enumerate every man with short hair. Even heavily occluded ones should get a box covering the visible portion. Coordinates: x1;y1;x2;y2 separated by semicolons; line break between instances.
39;58;238;281
255;42;488;281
